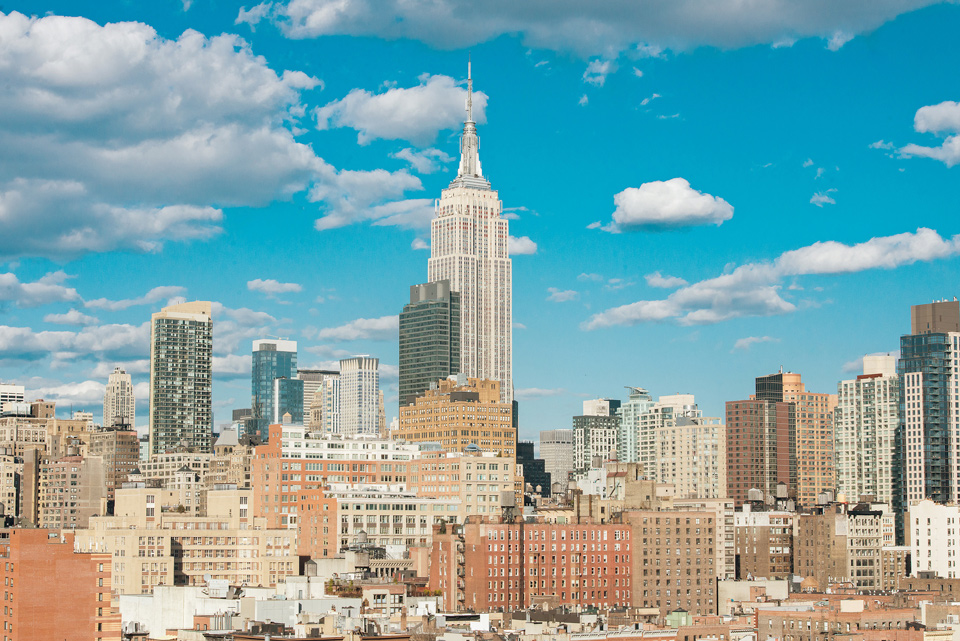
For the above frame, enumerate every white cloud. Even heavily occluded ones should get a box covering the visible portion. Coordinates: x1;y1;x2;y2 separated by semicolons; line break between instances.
247;278;303;297
315;74;487;146
632;67;644;78
640;93;661;106
606;178;733;231
584;227;960;328
605;278;634;291
391;148;454;174
44;309;100;326
317;315;399;341
547;288;579;303
508;236;538;255
515;387;568;400
810;189;837;207
513;322;527;330
86;285;186;311
899;101;960;167
583;59;616;86
586;221;602;229
578;94;589;107
869;140;895;150
27;380;106;405
732;335;779;352
802;158;814;167
826;30;854;50
0;322;149;360
246;0;932;58
311;170;425;230
645;271;688;288
89;359;150;378
411;238;430;250
213;353;252;376
578;273;604;282
0;271;81;307
0;11;326;258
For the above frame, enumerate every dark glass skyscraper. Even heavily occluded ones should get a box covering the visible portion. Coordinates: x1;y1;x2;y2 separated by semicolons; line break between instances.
398;280;461;407
251;339;297;442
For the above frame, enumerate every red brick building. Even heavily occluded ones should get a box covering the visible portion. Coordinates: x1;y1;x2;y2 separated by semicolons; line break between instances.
429;518;633;612
0;528;120;641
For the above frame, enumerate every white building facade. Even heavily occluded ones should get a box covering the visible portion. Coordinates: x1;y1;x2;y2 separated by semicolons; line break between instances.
910;499;960;578
339;357;379;436
835;354;899;506
427;64;512;403
539;429;574;488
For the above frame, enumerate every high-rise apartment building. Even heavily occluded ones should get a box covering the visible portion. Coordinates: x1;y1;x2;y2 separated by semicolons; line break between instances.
88;426;140;502
899;299;960;506
399;280;461;407
338;356;379;436
393;377;516;458
103;366;135;427
427;64;512;403
251;338;297;441
539;428;574;488
726;371;836;507
573;398;621;477
836;354;900;506
148;301;213;456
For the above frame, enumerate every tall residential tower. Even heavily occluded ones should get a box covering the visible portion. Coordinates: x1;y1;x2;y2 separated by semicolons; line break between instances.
103;366;135;427
251;339;298;440
427;63;512;403
399;280;461;406
148;301;213;456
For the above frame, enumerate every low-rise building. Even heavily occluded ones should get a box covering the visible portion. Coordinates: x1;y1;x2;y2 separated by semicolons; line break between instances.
735;503;797;579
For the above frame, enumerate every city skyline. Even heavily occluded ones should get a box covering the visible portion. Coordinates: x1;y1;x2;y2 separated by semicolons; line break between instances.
2;2;960;440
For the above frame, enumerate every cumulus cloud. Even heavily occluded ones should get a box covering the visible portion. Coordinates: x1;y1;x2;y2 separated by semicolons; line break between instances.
645;272;688;289
242;0;934;58
584;227;960;329
547;288;579;303
315;74;487;146
43;310;100;326
0;271;81;307
605;178;733;231
731;336;779;352
899;101;960;167
213;353;252;377
311;170;425;230
578;94;589;107
411;238;430;250
0;322;149;361
0;11;327;258
583;59;616;86
810;189;837;207
317;315;399;341
391;148;454;174
27;380;106;405
86;285;186;311
508;236;538;255
247;278;303;297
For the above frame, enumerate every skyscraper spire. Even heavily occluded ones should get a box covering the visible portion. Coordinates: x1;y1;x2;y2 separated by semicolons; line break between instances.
455;59;485;187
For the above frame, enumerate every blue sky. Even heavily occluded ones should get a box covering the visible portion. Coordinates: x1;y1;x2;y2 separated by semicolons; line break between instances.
1;1;960;441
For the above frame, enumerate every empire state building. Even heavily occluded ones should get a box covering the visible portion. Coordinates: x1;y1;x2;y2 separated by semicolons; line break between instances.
428;63;513;403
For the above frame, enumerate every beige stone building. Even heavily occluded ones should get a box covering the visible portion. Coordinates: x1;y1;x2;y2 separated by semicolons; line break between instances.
39;455;107;529
407;449;516;519
139;451;212;485
794;501;897;591
87;426;140;501
206;430;254;488
393;377;516;458
74;485;297;595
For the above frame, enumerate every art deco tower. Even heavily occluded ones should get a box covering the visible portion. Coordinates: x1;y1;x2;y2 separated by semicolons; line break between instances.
428;63;512;403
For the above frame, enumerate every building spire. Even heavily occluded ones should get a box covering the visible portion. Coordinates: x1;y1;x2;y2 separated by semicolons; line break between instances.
454;58;486;186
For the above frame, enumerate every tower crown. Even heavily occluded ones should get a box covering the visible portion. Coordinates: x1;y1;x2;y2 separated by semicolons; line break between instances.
450;60;490;190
